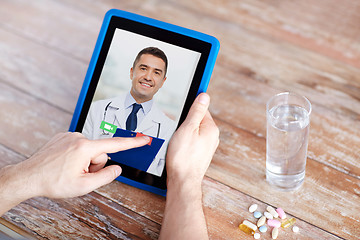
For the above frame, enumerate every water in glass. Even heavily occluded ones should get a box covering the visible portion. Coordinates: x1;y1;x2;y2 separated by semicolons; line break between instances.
266;104;310;191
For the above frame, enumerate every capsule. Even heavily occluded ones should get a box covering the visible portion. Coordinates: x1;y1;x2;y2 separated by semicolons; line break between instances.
272;227;279;239
276;208;286;219
239;223;255;235
239;220;257;235
281;217;296;228
243;220;257;231
267;206;279;218
267;219;281;228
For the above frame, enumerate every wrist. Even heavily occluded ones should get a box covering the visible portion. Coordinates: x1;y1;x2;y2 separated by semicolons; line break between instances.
161;175;208;240
1;163;38;200
0;164;35;215
167;177;203;200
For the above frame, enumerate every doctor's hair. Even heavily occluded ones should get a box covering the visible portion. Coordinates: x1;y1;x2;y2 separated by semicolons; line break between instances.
133;47;168;76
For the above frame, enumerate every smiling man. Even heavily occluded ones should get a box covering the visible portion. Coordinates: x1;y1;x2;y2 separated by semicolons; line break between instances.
82;47;176;176
130;48;167;103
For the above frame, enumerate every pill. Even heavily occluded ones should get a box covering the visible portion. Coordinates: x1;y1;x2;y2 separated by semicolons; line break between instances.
281;217;296;228
253;211;262;219
239;223;255;235
292;226;300;233
243;220;257;231
259;225;267;233
267;219;281;228
276;208;286;219
272;227;279;239
249;204;258;213
257;216;266;227
266;206;279;218
264;211;273;219
239;220;257;235
254;232;260;239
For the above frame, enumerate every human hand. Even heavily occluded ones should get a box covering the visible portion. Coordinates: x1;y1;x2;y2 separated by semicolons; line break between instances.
166;93;219;188
160;93;219;240
10;132;150;200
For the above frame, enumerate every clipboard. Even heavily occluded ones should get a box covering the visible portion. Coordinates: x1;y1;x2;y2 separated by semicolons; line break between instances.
108;128;165;172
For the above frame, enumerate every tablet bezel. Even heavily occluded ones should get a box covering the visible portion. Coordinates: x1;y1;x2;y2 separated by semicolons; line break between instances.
69;9;219;196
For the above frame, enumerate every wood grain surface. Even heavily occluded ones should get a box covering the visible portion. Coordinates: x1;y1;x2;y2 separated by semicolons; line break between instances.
0;0;359;239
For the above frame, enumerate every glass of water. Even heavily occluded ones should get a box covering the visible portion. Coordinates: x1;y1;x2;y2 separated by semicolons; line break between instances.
266;92;311;191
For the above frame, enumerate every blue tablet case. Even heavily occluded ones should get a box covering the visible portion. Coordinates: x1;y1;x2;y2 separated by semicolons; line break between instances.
69;9;220;196
108;128;165;171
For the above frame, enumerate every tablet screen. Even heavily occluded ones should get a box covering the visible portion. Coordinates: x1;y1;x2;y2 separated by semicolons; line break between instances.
71;12;217;192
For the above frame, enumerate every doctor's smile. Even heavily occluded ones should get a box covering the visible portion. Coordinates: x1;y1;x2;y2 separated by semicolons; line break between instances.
140;81;152;88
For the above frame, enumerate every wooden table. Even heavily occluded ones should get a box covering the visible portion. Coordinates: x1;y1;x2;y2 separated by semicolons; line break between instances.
1;0;359;239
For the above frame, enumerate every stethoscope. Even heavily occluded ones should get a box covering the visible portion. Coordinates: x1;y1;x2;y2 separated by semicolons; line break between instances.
102;101;161;138
101;101;117;135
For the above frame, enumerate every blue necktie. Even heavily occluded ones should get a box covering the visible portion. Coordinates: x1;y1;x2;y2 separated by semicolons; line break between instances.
126;103;142;131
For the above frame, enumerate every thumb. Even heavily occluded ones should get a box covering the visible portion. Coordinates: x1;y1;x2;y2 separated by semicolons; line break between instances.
82;165;122;192
184;93;210;126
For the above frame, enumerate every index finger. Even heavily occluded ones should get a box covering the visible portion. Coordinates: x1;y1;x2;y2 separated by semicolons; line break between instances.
87;136;150;157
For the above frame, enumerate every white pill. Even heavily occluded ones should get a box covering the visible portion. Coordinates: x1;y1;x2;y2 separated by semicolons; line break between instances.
249;204;258;213
272;227;279;239
292;226;300;233
264;211;273;219
266;206;279;218
254;233;261;239
243;220;258;231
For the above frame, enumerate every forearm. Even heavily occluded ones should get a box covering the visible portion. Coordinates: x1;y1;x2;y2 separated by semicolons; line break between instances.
0;164;35;216
159;180;208;240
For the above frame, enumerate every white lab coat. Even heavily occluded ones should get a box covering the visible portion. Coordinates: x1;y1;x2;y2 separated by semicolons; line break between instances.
82;94;176;176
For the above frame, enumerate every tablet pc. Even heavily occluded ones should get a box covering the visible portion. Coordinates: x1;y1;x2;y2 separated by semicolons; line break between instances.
69;9;219;196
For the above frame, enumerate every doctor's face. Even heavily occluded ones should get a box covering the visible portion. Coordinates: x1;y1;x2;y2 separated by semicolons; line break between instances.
130;54;167;103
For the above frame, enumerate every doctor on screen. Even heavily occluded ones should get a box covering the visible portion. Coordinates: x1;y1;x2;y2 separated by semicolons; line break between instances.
82;47;176;176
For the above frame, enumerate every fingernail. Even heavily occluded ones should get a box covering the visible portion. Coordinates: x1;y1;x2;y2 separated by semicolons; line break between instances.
142;136;151;142
115;166;122;176
198;93;209;105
